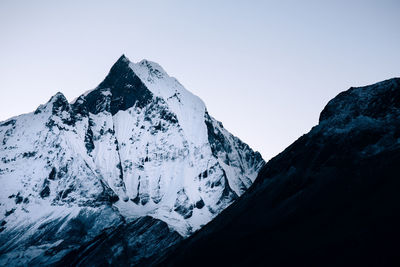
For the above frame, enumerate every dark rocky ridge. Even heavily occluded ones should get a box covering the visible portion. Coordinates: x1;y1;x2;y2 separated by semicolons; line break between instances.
319;78;400;123
57;216;182;267
74;55;153;116
153;78;400;267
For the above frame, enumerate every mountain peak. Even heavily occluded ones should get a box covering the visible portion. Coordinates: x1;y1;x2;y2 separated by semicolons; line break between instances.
49;91;67;102
136;59;167;79
117;54;130;64
100;54;132;85
34;91;69;115
80;55;153;115
319;77;400;124
107;54;132;77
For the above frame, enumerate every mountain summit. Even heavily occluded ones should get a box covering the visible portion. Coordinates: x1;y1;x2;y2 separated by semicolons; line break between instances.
0;55;264;265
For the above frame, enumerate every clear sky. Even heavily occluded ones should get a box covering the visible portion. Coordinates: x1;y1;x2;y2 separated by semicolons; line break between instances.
0;0;399;160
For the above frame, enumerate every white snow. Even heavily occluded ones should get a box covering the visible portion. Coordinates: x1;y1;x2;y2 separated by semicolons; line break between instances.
0;55;264;245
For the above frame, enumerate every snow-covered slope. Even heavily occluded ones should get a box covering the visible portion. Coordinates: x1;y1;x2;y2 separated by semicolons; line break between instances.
0;55;264;264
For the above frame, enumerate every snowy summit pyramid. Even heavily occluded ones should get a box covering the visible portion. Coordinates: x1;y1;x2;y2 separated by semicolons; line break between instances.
0;55;264;265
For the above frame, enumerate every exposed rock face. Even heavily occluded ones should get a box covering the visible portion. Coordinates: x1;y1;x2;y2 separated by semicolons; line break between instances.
57;216;183;267
0;55;264;265
155;78;400;267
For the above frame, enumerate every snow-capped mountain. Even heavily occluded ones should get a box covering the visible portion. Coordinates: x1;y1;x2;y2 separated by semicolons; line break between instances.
0;55;264;265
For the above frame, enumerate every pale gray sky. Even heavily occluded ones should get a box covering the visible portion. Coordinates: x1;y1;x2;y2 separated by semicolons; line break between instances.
0;0;399;160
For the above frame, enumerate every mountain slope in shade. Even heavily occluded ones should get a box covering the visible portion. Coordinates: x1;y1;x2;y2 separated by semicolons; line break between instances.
154;78;400;267
0;55;264;265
